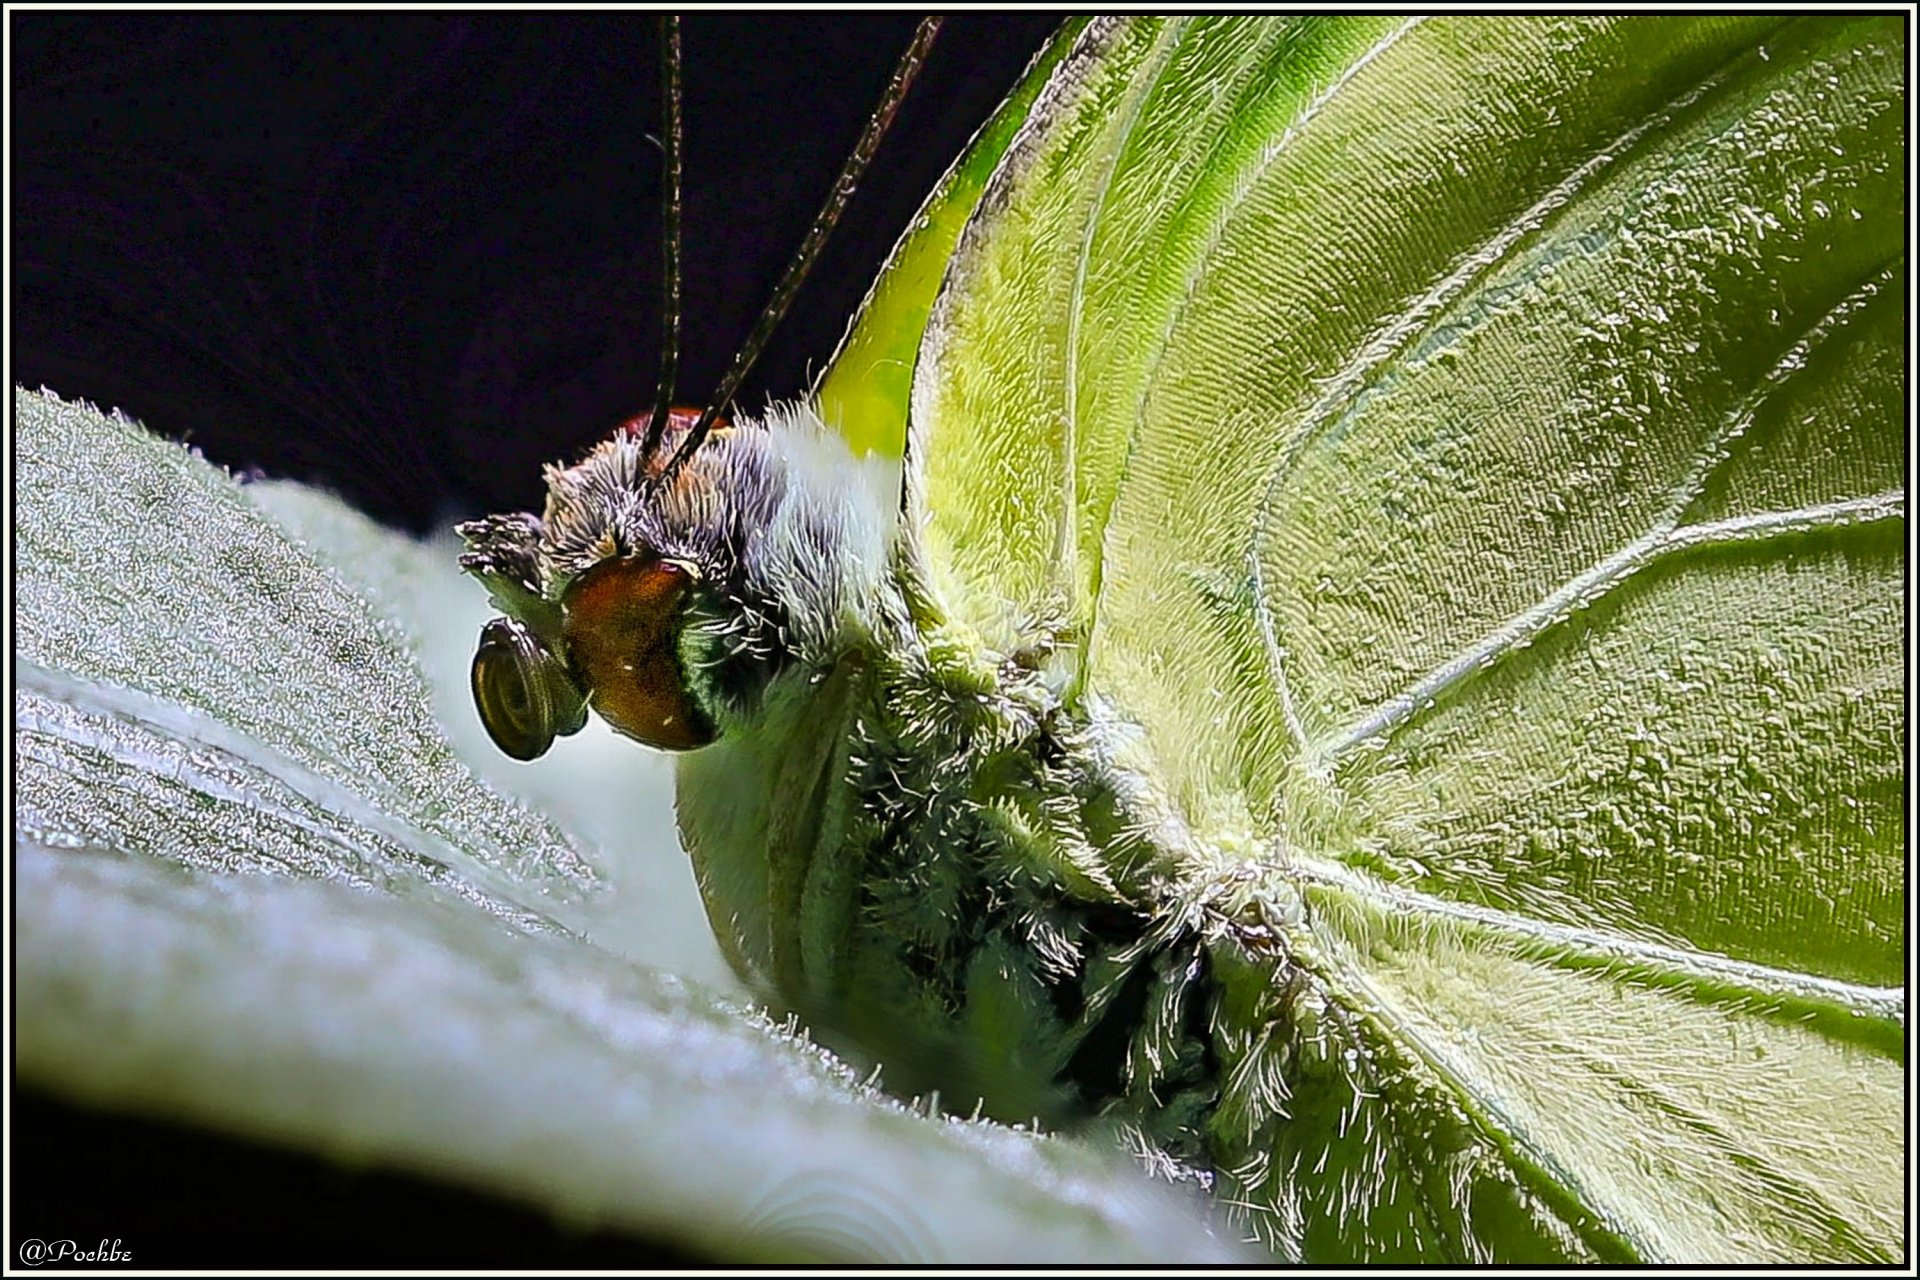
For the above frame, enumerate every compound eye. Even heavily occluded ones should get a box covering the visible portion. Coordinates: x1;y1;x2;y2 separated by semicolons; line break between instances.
471;616;586;761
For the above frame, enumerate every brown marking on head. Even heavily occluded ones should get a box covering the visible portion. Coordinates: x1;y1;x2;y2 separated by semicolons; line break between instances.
561;555;716;750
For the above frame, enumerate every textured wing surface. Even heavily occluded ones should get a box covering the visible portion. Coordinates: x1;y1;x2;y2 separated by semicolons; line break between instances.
909;15;1905;1261
817;20;1086;464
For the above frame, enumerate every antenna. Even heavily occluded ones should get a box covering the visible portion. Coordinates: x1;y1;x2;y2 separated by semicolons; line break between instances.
656;15;945;484
638;13;684;464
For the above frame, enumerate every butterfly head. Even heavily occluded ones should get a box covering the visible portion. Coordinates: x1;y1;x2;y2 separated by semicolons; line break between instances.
458;403;887;760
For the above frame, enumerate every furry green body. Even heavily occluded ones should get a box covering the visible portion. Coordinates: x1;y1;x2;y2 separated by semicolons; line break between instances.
679;559;1253;1185
675;553;1621;1259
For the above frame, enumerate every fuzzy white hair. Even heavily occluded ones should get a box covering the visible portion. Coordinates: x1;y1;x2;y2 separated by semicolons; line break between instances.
539;400;895;671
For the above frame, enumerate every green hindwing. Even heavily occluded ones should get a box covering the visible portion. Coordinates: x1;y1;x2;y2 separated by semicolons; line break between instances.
675;14;1906;1264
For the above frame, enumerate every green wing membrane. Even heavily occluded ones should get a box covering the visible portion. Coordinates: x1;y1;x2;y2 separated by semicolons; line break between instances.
906;16;1905;1262
816;21;1087;464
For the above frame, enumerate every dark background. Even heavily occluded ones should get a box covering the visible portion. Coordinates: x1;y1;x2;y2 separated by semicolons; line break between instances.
11;10;1062;1267
13;10;1062;530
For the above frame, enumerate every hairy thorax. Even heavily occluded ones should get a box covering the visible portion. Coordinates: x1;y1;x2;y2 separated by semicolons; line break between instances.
467;402;1321;1212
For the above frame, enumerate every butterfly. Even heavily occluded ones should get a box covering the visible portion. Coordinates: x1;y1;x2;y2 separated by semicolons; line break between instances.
460;15;1906;1263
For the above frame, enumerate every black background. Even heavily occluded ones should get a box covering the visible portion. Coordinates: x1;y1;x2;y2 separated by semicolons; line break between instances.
14;10;1062;530
12;10;1061;1268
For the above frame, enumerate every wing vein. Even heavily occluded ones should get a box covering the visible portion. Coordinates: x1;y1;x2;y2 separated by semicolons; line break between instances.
1315;487;1904;758
1079;17;1283;627
1659;257;1902;528
1216;16;1425;752
1085;17;1422;746
1246;24;1787;754
1308;248;1900;758
1295;859;1907;1022
1057;19;1189;609
1522;1028;1898;1261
